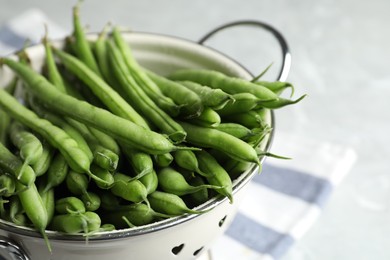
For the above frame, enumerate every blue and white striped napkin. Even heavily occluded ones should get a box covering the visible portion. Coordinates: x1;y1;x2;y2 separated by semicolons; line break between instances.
0;9;357;260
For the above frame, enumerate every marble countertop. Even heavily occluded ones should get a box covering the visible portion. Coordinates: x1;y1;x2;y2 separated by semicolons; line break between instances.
1;0;389;259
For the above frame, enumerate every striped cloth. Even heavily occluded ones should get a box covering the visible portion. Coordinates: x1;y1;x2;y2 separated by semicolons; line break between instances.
0;9;357;260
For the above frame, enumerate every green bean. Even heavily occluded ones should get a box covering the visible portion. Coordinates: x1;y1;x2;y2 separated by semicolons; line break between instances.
148;191;208;216
94;24;115;85
196;150;233;203
71;2;101;76
225;110;265;129
107;40;186;143
91;145;119;172
139;170;158;195
111;27;180;117
217;93;260;116
183;174;210;206
42;32;67;93
66;170;89;197
101;203;170;228
43;152;68;193
50;211;101;234
1;59;178;155
16;181;50;251
38;183;55;224
179;121;260;165
172;149;205;176
214;123;254;140
99;191;122;211
255;81;295;96
53;48;149;129
178;80;234;110
0;142;35;186
111;173;149;204
190;107;220;127
0;175;15;197
168;69;279;103
146;70;203;118
157;167;222;196
81;191;101;212
9;121;43;166
87;127;120;155
0;108;11;146
55;196;86;214
0;89;93;177
9;196;25;225
153;153;173;167
90;164;114;189
31;141;53;177
122;147;154;180
256;94;306;109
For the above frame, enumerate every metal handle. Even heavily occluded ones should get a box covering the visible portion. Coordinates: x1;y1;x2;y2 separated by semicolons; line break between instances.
198;20;291;82
0;236;29;260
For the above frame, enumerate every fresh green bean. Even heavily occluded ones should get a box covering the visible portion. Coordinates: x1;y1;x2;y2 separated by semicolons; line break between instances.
111;27;180;117
9;121;43;166
196;150;233;203
168;69;279;102
0;175;15;197
31;141;53;177
38;184;55;224
81;191;101;212
183;174;210;206
9;196;25;225
214;123;254;140
157;167;222;196
50;211;101;234
1;59;178;155
139;170;158;195
55;196;86;214
107;40;186;143
0;142;35;186
66;170;89;197
53;48;149;129
179;121;260;165
71;2;101;76
225;110;265;129
101;203;170;228
172;149;205;176
0;108;11;146
217;93;260;116
178;80;234;110
255;80;295;96
87;127;120;155
122;147;154;180
190;107;220;127
112;173;149;204
146;70;203;118
43;152;68;193
148;191;208;216
90;164;114;189
16;181;50;251
154;153;173;167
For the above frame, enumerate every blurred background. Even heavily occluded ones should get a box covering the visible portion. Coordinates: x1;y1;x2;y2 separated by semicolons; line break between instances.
1;0;390;259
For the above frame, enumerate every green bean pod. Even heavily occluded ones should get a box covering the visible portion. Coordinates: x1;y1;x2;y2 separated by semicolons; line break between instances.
255;80;294;96
38;184;55;225
146;70;204;118
1;59;177;155
100;203;170;228
0;142;35;186
157;167;222;196
0;175;16;197
31;141;53;177
66;170;89;197
9;121;43;166
217;93;260;116
190;107;221;127
43;152;69;193
55;196;86;214
214;123;254;140
196;150;233;203
179;121;260;165
90;164;114;189
0;108;11;146
50;211;101;234
153;153;173;168
139;170;158;195
111;173;149;204
9;196;25;225
81;191;101;212
168;69;279;103
172;149;205;176
122;148;154;180
148;191;208;216
178;80;234;110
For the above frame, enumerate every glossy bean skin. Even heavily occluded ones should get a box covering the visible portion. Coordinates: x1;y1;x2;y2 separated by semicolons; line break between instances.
55;196;86;214
107;40;186;143
1;58;178;155
81;191;101;211
111;173;149;204
31;141;53;177
190;107;221;127
179;121;260;165
50;211;101;234
0;174;16;197
196;150;233;203
139;170;158;195
214;123;254;140
217;93;260;116
0;141;35;187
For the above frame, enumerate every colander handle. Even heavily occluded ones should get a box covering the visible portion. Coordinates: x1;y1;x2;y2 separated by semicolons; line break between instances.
0;236;30;260
198;20;291;82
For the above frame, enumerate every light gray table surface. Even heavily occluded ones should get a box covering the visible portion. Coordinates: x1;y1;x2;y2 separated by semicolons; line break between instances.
1;0;389;259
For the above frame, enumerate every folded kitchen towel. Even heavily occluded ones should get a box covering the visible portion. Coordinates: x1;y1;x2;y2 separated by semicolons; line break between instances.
0;9;358;260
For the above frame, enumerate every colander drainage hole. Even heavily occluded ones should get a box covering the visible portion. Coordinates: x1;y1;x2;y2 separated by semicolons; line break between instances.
172;243;184;255
193;247;204;256
219;215;227;227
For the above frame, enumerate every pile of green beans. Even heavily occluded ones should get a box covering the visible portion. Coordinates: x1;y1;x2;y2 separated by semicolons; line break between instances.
0;3;304;250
